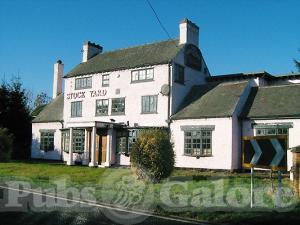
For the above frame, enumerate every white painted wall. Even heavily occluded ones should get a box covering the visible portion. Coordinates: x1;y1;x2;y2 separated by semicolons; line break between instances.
31;122;63;160
242;118;300;171
64;64;170;128
170;118;234;170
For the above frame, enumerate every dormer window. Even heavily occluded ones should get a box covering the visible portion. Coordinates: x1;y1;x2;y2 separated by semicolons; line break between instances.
174;64;185;84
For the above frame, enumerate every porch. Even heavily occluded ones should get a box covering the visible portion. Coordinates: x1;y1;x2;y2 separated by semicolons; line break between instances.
62;121;124;167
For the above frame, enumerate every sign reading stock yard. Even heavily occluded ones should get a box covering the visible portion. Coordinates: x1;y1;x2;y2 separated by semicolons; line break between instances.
242;135;288;171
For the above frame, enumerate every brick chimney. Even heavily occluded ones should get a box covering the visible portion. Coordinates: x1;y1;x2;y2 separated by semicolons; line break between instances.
179;18;199;47
82;41;103;63
52;60;63;99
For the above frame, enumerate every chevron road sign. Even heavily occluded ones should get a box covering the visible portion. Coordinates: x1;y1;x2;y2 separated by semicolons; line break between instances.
242;135;288;171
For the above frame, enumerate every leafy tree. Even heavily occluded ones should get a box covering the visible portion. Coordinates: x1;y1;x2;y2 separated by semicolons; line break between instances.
33;92;51;109
130;129;175;183
0;78;32;159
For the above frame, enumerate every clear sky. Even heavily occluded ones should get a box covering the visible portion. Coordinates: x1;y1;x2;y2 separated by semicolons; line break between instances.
0;0;299;97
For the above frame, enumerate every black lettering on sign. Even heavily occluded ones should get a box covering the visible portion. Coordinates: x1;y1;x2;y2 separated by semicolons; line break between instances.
90;90;107;98
66;91;86;100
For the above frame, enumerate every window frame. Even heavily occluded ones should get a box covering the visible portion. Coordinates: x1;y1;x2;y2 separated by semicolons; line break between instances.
116;130;129;154
183;129;213;157
61;129;70;153
75;77;92;90
71;101;82;117
72;129;85;154
39;130;55;152
111;97;125;115
102;74;110;87
95;99;109;116
174;63;185;84
141;95;158;114
131;68;154;83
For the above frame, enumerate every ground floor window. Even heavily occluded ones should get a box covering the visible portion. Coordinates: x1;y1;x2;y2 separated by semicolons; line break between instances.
184;129;212;157
61;130;70;153
72;129;85;153
116;129;140;154
116;130;128;154
256;127;288;136
40;130;55;151
254;123;292;136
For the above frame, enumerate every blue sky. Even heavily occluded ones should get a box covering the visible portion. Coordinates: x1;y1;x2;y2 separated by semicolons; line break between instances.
0;0;299;97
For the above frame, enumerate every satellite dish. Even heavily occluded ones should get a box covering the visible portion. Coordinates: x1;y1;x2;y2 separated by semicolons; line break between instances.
160;84;170;96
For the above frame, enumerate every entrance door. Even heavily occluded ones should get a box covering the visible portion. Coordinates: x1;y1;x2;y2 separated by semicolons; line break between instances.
100;136;107;164
95;130;107;165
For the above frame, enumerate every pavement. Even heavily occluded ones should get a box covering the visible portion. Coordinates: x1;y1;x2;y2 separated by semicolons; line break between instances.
0;185;207;225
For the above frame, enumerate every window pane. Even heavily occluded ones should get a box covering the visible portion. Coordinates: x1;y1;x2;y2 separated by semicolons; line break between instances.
96;99;109;115
40;131;55;151
71;101;82;117
112;98;125;114
75;77;92;90
72;129;85;153
184;130;212;156
142;95;157;113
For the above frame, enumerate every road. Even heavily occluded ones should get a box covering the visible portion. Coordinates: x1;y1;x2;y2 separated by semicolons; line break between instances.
0;185;205;225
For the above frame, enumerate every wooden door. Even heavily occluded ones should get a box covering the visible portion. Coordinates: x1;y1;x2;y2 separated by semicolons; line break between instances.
101;136;107;164
95;135;100;163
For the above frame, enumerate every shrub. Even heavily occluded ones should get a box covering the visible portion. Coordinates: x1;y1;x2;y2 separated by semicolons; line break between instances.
130;129;175;183
0;128;14;161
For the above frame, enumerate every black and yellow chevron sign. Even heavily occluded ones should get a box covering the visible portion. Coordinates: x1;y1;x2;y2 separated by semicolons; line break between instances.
242;135;288;171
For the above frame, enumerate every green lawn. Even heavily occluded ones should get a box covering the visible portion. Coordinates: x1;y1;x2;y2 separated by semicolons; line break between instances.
0;161;299;224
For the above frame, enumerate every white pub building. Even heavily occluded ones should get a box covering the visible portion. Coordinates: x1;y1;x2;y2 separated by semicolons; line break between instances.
32;19;300;171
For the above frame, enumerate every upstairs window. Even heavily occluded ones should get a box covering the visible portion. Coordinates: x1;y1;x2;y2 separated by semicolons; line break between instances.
111;98;125;115
141;95;158;114
131;68;154;82
174;64;185;84
40;130;55;151
102;74;109;87
96;99;109;116
75;77;92;90
71;101;82;117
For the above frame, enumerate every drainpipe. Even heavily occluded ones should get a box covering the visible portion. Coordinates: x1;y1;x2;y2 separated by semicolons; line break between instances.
59;120;64;161
167;62;172;133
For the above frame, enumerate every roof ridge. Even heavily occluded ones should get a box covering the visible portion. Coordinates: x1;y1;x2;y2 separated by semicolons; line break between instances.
96;38;179;56
259;83;300;89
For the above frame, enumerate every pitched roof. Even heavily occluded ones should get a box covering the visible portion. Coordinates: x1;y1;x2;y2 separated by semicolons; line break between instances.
32;94;64;123
31;104;48;117
273;73;300;80
172;81;248;120
65;39;182;78
242;84;300;119
207;71;274;82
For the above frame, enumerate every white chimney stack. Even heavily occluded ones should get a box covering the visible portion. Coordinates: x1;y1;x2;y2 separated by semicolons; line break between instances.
53;60;64;99
82;41;103;63
179;18;199;47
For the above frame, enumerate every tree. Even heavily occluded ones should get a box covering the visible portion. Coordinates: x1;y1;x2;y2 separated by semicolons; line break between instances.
33;92;51;109
0;128;14;161
130;129;175;183
0;78;32;159
294;49;300;72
